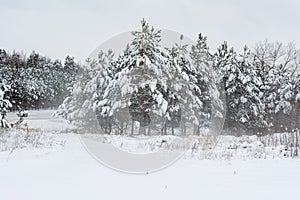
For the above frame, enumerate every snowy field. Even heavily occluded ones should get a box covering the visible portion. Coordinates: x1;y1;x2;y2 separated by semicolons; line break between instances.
1;110;300;200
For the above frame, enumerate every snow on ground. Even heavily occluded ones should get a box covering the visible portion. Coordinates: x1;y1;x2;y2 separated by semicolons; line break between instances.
7;109;75;131
84;134;186;154
1;110;300;200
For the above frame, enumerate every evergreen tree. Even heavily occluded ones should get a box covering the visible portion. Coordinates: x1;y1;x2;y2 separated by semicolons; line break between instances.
214;42;239;132
63;56;78;97
101;19;173;134
237;46;264;132
57;50;114;129
0;83;12;128
213;43;263;134
190;33;219;133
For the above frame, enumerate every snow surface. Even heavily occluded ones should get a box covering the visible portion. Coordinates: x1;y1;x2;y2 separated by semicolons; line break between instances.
7;109;75;131
1;110;300;200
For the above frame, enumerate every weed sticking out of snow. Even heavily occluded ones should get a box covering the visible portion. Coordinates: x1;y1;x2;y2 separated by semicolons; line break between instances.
185;132;300;160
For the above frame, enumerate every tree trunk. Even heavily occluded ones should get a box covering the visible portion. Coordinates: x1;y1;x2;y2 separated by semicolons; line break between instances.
131;119;134;135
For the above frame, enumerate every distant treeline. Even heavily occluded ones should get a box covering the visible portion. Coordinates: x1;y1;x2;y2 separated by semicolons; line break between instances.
0;49;78;110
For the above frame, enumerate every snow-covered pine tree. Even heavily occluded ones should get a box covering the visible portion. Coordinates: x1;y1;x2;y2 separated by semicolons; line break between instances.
56;62;93;127
168;34;215;135
190;33;222;134
26;51;44;68
0;83;12;128
213;42;239;132
63;56;78;98
92;50;115;133
213;43;262;134
57;50;114;130
237;46;264;133
26;57;53;109
167;35;192;135
100;19;173;135
51;59;66;107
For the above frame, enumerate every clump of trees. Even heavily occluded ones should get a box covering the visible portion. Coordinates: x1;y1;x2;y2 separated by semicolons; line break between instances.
59;20;300;135
55;20;212;135
214;41;300;134
1;19;300;135
58;19;220;135
0;50;78;110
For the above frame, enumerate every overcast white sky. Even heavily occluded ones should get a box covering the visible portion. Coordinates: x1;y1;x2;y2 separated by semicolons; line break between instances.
0;0;299;62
